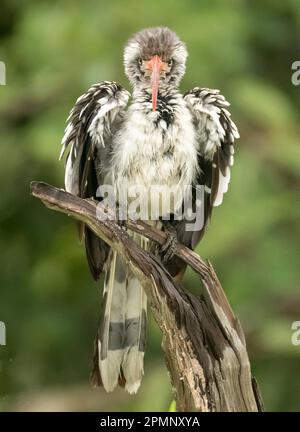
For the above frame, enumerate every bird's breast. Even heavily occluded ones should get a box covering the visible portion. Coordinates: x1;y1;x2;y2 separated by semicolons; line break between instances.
110;101;198;215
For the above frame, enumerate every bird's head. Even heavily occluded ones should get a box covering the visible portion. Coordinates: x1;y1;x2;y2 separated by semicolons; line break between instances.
124;27;188;111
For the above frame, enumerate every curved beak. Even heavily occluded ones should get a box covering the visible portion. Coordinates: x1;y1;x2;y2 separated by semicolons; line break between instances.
147;55;163;111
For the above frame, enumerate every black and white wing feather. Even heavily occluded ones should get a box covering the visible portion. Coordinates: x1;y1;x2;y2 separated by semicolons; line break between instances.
60;81;130;279
184;87;239;247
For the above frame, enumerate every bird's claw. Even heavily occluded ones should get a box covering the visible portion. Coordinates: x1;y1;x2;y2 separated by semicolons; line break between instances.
117;207;127;229
117;218;126;229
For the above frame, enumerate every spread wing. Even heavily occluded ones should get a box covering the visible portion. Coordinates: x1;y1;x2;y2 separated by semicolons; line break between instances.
60;81;130;279
184;87;239;248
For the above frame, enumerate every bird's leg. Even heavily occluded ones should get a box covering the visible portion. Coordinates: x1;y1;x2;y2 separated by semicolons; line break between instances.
159;221;178;263
116;204;127;229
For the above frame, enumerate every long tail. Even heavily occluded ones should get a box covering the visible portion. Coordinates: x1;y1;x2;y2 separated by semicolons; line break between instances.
93;235;148;394
122;233;148;393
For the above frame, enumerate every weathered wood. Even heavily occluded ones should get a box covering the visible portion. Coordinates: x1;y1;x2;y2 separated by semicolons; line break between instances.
30;181;264;412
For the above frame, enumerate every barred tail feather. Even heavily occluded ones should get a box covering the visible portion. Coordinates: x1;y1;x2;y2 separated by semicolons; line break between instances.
95;235;148;394
98;251;127;392
122;234;148;394
122;276;147;394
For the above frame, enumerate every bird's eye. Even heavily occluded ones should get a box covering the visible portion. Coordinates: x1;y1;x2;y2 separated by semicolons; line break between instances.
168;59;173;68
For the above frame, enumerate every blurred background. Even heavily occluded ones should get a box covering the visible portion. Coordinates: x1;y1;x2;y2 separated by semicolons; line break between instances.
0;0;299;411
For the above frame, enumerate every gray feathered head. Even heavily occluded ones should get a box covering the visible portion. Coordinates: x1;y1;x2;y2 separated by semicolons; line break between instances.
124;27;188;110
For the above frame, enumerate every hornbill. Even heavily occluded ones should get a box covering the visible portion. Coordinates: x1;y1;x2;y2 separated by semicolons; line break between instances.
60;27;239;394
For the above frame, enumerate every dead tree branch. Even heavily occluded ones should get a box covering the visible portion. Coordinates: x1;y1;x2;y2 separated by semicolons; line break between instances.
30;181;263;412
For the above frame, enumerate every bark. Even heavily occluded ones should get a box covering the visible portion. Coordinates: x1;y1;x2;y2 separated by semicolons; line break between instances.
30;181;264;412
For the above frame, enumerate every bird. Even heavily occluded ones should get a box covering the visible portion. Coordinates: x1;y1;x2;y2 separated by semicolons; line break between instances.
59;27;239;394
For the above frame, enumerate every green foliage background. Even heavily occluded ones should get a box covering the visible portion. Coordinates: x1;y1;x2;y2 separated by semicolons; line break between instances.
0;0;299;411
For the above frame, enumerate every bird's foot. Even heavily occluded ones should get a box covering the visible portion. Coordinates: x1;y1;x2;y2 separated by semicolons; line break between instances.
117;218;126;229
159;225;178;263
117;206;127;229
